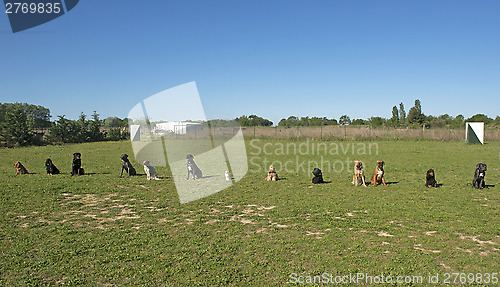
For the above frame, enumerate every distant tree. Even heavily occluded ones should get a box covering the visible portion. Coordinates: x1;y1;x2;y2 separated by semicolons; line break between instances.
0;105;33;146
351;118;367;125
407;99;425;125
388;106;399;127
399;102;406;126
466;114;493;125
452;114;465;129
495;116;500;127
339;115;351;126
369;116;386;127
236;115;273;127
104;116;127;128
278;116;299;127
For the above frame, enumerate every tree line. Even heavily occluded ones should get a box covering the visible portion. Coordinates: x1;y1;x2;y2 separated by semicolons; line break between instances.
236;99;500;129
0;103;128;147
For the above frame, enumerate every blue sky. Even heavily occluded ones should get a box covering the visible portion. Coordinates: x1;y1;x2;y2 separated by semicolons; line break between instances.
1;0;499;125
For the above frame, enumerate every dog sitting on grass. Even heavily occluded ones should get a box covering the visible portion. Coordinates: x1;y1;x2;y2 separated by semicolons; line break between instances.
371;160;387;187
14;161;28;175
45;158;60;175
266;165;279;181
311;168;324;184
186;154;203;180
142;160;159;180
71;153;85;176
120;153;136;177
473;163;487;189
352;160;367;187
425;169;437;187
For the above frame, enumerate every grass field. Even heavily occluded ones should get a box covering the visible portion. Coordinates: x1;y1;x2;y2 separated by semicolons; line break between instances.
0;139;499;286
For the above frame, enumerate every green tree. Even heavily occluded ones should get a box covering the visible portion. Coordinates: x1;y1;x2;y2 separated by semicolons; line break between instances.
407;99;425;125
389;106;399;127
369;116;386;127
399;102;406;126
0;105;33;146
339;115;351;126
466;114;493;125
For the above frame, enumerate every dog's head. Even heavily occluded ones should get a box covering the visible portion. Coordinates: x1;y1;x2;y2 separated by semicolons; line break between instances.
476;163;487;173
142;160;150;166
14;161;21;168
312;168;322;176
120;153;129;161
45;158;52;166
426;169;435;178
376;160;384;169
268;165;275;173
354;160;363;171
73;153;81;160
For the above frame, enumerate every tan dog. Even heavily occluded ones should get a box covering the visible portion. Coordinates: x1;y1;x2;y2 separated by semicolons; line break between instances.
266;165;279;181
14;161;28;175
352;160;367;187
371;160;387;186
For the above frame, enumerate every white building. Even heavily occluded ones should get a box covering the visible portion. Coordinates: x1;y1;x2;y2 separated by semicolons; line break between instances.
155;122;203;135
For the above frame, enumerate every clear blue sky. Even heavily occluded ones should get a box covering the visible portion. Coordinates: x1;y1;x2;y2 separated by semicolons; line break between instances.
1;0;499;125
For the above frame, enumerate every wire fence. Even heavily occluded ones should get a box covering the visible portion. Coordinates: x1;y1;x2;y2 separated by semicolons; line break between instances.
236;126;500;142
30;125;500;143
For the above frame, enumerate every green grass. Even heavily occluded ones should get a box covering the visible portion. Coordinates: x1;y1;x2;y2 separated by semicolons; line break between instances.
0;140;499;286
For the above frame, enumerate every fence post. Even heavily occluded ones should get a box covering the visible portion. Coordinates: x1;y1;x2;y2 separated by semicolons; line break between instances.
253;126;256;138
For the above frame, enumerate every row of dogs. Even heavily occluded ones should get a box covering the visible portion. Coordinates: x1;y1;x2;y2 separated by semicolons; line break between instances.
266;160;489;189
14;153;489;189
13;153;161;181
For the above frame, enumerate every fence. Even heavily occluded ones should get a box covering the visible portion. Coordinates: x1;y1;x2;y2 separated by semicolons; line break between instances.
236;126;500;142
30;126;500;143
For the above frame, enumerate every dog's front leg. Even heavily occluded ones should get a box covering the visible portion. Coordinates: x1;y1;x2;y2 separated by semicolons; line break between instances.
382;176;387;186
186;167;190;180
120;166;124;178
361;176;367;187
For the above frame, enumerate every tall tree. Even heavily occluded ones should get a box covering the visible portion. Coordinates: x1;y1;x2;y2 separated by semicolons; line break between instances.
390;106;399;126
408;99;425;125
1;105;33;146
399;102;406;126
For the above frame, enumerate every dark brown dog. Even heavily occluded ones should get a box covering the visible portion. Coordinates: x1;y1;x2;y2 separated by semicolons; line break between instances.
371;160;387;187
14;161;28;175
352;160;367;187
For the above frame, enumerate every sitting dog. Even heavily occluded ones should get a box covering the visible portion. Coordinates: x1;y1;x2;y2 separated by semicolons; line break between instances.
311;168;324;184
352;160;367;187
266;165;279;181
473;163;487;189
186;154;203;180
371;160;387;187
142;160;159;180
14;161;28;175
425;169;437;187
71;153;85;176
120;153;136;177
45;158;60;175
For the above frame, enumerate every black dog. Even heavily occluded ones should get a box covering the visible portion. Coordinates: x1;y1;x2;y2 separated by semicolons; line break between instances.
71;153;84;176
312;168;324;184
186;154;202;180
45;158;60;175
425;169;437;187
473;163;487;189
120;153;136;177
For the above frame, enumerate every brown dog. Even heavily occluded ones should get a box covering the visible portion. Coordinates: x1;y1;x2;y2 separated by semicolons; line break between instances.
265;165;279;181
371;160;387;187
352;160;367;187
14;161;28;175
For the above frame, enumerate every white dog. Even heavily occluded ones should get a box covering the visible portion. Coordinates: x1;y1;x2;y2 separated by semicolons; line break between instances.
142;160;160;180
225;171;231;181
